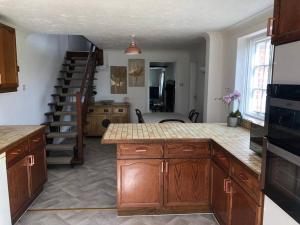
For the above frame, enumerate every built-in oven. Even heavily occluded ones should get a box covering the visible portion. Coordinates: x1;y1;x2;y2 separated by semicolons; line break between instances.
262;84;300;223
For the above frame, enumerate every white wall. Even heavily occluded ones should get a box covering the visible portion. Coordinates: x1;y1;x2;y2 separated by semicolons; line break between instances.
68;35;90;52
0;24;68;125
95;49;190;122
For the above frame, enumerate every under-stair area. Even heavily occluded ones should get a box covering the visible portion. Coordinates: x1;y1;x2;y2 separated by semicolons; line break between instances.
43;44;102;166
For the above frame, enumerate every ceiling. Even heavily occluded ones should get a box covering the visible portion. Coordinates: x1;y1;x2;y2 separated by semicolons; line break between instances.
0;0;273;49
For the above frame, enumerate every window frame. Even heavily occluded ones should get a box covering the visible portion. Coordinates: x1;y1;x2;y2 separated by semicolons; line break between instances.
243;34;274;121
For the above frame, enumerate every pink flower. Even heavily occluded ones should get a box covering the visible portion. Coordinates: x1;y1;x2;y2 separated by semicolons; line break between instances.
223;95;232;104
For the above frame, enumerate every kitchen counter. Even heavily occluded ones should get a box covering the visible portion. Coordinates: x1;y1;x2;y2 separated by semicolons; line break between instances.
0;125;45;155
102;123;262;175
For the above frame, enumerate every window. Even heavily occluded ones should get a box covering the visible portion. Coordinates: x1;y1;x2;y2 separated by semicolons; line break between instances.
244;35;273;120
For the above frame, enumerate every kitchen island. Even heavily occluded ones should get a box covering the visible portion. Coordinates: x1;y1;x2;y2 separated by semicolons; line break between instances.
102;123;264;225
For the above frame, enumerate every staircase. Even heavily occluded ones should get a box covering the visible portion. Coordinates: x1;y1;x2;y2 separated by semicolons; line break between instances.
44;44;101;166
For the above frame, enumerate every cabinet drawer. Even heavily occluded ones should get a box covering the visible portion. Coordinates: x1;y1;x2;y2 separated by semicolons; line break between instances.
29;132;44;151
165;142;210;158
231;159;262;205
6;140;29;167
88;107;111;114
113;107;127;114
211;142;230;173
117;144;163;159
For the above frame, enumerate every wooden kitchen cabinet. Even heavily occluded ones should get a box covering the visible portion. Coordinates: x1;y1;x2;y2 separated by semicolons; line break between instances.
117;159;163;209
85;115;108;136
164;159;210;208
0;23;19;92
211;162;231;225
7;156;31;222
231;181;262;225
270;0;300;45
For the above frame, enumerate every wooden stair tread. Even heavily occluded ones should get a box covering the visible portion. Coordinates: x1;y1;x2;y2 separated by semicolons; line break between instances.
47;132;77;138
52;93;77;97
62;63;86;67
54;111;77;116
47;156;73;165
57;77;97;81
46;144;75;151
48;102;76;106
55;85;96;89
60;70;84;73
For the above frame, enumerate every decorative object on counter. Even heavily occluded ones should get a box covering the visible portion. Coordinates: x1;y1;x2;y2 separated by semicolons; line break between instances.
216;90;242;127
128;59;145;87
110;66;127;94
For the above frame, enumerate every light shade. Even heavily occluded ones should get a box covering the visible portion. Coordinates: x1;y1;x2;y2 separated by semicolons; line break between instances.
125;36;141;55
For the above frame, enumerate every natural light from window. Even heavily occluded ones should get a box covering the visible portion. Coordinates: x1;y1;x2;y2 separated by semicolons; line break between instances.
245;35;273;120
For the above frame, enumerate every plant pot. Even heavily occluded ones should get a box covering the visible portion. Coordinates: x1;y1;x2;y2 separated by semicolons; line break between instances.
227;116;238;127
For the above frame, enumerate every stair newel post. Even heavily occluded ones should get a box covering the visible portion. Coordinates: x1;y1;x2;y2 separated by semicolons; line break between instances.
76;91;84;164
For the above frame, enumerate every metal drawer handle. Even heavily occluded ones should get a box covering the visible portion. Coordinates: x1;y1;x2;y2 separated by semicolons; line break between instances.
267;17;275;37
11;149;22;155
224;179;231;194
28;155;35;166
135;149;147;153
32;138;40;143
182;149;194;152
239;173;248;181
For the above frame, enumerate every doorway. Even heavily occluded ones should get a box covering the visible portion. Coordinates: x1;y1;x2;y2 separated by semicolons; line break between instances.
149;62;175;112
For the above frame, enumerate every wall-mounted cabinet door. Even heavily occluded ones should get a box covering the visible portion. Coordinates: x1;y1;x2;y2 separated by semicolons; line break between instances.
7;156;30;222
117;159;163;209
30;148;47;197
0;23;18;92
164;159;210;207
231;181;262;225
211;162;231;225
272;0;300;45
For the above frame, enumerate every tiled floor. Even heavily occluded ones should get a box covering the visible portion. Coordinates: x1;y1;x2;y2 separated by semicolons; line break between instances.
16;138;218;225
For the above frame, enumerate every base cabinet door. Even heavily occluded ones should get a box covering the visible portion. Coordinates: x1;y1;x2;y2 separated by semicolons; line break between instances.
211;162;231;225
117;159;163;208
231;181;262;225
86;115;107;136
164;159;210;207
7;157;31;222
31;148;47;197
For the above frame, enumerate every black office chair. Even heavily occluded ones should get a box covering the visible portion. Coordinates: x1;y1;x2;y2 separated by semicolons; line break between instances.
191;112;199;123
159;119;185;123
135;109;144;123
188;109;196;121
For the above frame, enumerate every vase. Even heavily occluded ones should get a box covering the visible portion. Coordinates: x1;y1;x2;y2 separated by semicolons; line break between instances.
227;116;238;127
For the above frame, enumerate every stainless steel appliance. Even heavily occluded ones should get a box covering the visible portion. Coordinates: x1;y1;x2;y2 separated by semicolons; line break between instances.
262;84;300;223
250;123;265;156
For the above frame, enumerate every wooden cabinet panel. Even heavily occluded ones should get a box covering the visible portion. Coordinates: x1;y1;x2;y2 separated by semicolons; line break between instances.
164;159;210;207
211;162;231;225
118;144;163;159
31;148;47;197
6;140;29;168
165;142;210;159
271;0;300;45
231;181;262;225
85;115;108;136
211;141;230;173
0;23;18;92
117;159;163;208
29;132;44;151
7;156;31;222
110;114;129;123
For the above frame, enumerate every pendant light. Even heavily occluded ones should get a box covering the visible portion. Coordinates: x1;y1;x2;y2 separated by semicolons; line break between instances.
125;35;141;55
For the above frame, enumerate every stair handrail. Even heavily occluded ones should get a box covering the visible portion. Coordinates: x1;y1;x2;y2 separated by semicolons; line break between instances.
75;43;98;164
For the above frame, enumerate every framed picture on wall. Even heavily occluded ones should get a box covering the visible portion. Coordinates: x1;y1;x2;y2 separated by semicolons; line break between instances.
128;59;145;87
110;66;127;94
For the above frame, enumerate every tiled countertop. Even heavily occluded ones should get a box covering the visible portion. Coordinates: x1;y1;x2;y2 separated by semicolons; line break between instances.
0;125;45;155
102;123;262;176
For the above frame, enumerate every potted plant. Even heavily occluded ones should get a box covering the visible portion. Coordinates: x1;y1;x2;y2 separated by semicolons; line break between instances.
219;90;242;127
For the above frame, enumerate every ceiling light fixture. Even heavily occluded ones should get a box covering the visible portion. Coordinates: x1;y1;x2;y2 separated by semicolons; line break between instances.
125;35;141;55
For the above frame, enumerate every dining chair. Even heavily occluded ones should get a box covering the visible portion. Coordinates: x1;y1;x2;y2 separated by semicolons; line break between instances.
188;109;196;120
191;112;199;123
159;119;185;123
135;108;145;123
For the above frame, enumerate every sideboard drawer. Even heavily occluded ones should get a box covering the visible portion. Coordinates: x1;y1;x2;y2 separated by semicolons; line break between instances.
6;140;29;167
211;142;230;173
165;142;210;158
29;132;44;151
113;107;128;114
117;144;163;159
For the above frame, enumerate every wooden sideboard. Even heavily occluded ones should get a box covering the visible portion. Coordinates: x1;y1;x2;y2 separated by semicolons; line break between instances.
85;102;130;137
5;128;47;224
115;140;263;225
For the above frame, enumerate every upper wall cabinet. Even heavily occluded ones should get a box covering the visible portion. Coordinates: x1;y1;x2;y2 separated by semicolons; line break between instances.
0;23;19;93
268;0;300;45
